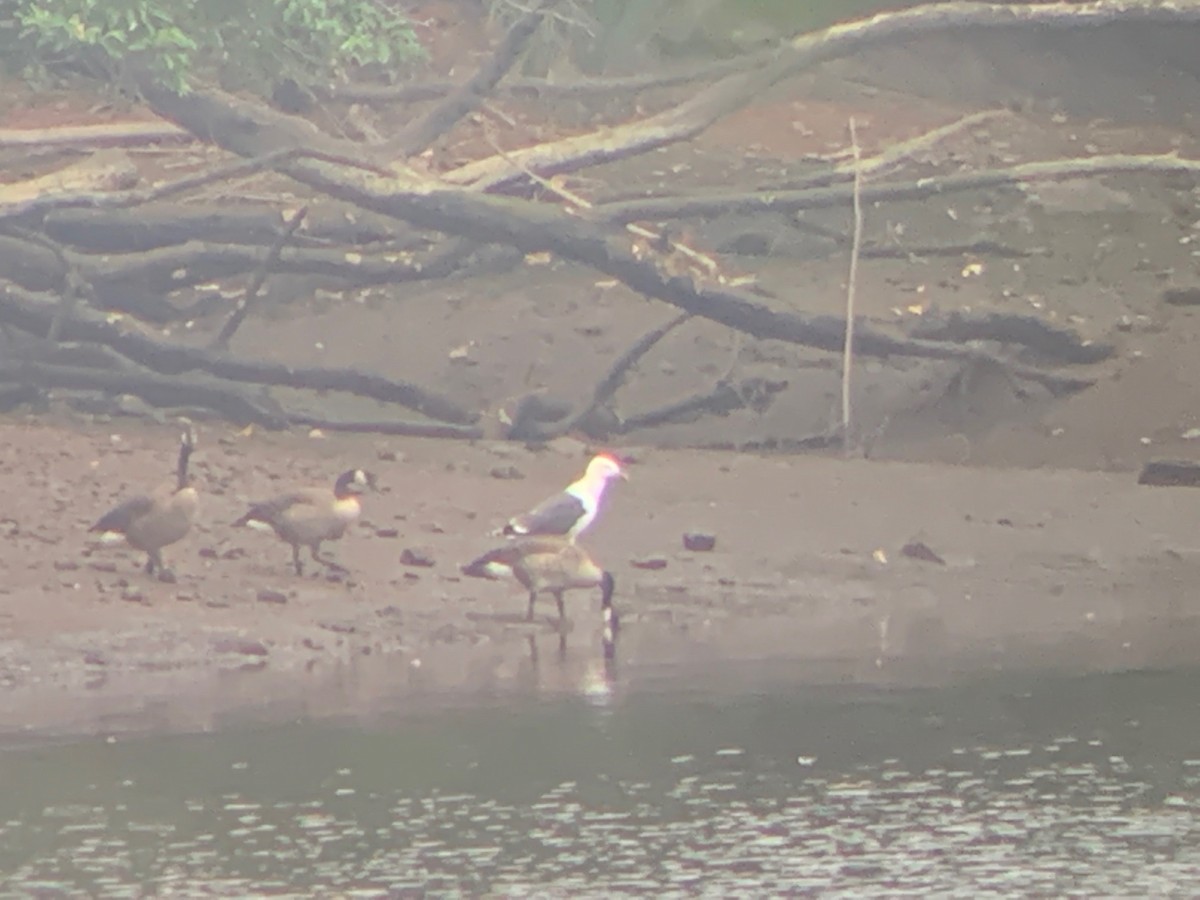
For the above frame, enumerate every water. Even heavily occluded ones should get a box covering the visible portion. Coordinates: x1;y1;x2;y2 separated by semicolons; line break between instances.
3;666;1200;897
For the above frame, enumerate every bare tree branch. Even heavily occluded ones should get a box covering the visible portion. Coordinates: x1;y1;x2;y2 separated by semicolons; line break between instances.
326;52;770;104
0;282;477;424
440;0;1200;193
211;205;309;350
594;153;1200;225
388;0;562;158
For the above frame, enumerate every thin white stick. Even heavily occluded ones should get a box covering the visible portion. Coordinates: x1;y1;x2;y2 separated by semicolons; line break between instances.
842;118;864;449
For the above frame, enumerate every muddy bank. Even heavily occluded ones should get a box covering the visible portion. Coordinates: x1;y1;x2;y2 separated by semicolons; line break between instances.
1;418;1198;738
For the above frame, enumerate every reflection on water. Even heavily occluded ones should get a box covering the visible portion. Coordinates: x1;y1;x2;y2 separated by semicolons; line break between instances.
2;667;1200;896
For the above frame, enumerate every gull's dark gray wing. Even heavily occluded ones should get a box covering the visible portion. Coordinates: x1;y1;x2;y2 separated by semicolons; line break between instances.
503;491;586;537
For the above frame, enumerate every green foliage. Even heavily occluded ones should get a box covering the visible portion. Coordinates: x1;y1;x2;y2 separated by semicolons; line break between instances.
4;0;426;93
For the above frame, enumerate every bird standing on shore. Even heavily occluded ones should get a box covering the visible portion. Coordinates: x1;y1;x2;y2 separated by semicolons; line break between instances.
500;453;626;542
232;468;375;575
462;536;618;639
89;423;199;580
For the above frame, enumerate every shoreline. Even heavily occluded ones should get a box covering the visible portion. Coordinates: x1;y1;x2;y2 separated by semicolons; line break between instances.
2;418;1198;739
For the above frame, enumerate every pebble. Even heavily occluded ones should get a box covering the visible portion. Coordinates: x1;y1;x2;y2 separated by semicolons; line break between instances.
683;532;717;552
630;556;669;570
400;547;436;568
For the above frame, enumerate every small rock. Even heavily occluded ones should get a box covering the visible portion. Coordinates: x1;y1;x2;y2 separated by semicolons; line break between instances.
320;620;357;635
198;547;219;559
121;588;147;603
630;556;669;571
89;561;119;573
212;637;269;657
400;547;436;568
374;527;400;539
490;465;525;480
683;532;717;552
257;588;288;604
901;541;946;565
53;560;80;572
82;651;107;666
156;569;177;584
376;448;402;462
1163;287;1200;306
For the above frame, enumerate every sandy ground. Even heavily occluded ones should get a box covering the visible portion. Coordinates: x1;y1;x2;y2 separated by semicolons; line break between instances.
4;16;1200;736
3;417;1200;738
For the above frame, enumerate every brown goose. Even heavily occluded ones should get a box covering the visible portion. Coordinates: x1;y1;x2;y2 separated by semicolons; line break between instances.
462;536;618;637
89;424;198;579
233;468;374;575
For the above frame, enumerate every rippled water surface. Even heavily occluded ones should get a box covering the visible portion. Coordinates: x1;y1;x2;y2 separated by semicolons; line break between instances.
3;666;1200;896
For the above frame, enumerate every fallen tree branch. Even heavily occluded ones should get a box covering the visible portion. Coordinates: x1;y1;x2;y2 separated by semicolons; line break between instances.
906;310;1114;364
510;311;694;441
0;360;289;427
387;0;561;158
1;225;510;323
212;205;309;350
0;122;192;149
41;201;415;252
0;282;476;424
0;145;392;224
616;376;790;434
0;149;140;208
440;0;1200;193
595;152;1200;225
132;70;1101;395
285;413;480;439
327;52;769;105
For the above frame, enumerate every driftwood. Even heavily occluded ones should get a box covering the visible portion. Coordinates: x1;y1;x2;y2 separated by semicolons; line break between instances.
594;153;1200;225
0;283;475;424
212;205;309;350
387;0;560;158
41;202;417;252
0;353;482;438
507;311;695;441
0;229;504;322
6;0;1177;439
617;376;790;434
0;359;289;427
132;79;1099;399
0;150;140;207
0;122;192;149
438;0;1200;192
327;53;768;105
0;147;392;224
906;311;1114;365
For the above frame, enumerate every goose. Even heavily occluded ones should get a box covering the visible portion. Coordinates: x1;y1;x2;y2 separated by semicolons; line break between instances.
233;468;374;575
462;536;618;637
90;424;198;579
